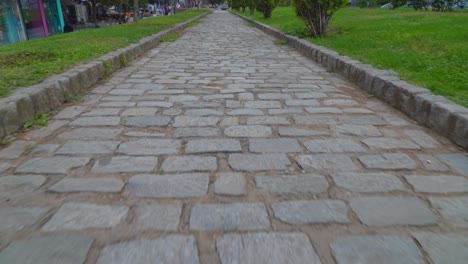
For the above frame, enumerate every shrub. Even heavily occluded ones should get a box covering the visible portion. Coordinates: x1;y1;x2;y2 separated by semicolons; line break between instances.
254;0;280;18
292;0;347;38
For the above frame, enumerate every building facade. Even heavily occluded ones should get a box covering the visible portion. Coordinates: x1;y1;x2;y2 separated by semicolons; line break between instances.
1;0;64;45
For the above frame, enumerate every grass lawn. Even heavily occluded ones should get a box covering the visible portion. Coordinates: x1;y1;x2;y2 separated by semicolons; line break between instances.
0;9;211;97
236;7;468;107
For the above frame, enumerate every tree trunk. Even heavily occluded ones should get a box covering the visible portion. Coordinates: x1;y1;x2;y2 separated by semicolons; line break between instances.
242;7;245;12
133;0;139;23
92;1;98;28
249;6;254;15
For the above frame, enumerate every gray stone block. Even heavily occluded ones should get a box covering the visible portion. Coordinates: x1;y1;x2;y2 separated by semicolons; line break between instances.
117;139;181;155
350;196;438;226
48;177;124;193
416;154;449;171
16;157;90;174
0;175;47;198
0;207;49;232
161;156;217;172
224;125;272;137
334;125;381;137
190;203;270;231
122;116;171;127
134;204;182;231
127;173;209;198
304;139;365;153
272;200;349;224
217;232;321;264
294;115;336;125
255;173;328;195
358;153;417;170
246;116;289;125
332;172;405;192
91;156;158;173
403;129;441;148
436;153;468;176
173;127;220;138
404;175;468;193
278;127;329;136
331;235;424;264
361;138;420;150
58;128;122;140
186;139;242;153
413;232;468;264
229;153;291;171
172;116;219;127
338;115;387;125
214;173;246;196
249;138;302;153
70;116;121;126
56;140;120;154
429;197;468;227
0;140;33;159
297;154;357;172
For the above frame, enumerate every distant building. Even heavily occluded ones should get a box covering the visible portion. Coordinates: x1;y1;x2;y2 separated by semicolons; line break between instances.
0;0;65;45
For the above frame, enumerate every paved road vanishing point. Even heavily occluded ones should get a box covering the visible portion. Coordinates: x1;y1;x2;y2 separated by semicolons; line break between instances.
0;11;467;264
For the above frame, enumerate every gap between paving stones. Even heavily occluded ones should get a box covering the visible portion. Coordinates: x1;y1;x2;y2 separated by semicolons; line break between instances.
0;12;209;139
232;12;468;150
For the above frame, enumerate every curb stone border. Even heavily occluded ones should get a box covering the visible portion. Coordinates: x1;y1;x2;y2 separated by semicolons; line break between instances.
233;12;468;150
0;12;209;138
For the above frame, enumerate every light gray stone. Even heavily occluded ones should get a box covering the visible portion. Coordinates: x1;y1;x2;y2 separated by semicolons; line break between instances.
26;120;68;139
57;140;120;154
258;93;292;100
16;157;90;174
42;202;128;231
295;92;328;99
338;115;387;125
361;138;420;150
273;200;348;224
245;101;281;109
122;116;171;127
229;153;290;171
190;203;270;231
413;232;468;264
285;99;320;106
99;102;135;107
0;207;49;232
405;175;468;193
127;173;209;198
294;115;336;125
134;204;182;231
174;127;220;138
54;106;87;119
125;131;165;137
214;173;246;196
225;125;272;137
186;139;242;153
297;154;357;171
324;99;358;106
69;117;120;126
255;174;328;195
161;156;217;172
246;116;289;125
429;197;468;227
91;156;158;173
0;162;11;173
436;153;468;176
31;144;60;153
416;154;449;171
0;234;93;264
217;232;321;264
185;109;223;116
227;109;263;116
268;108;303;115
378;113;411;126
332;173;405;192
404;130;441;148
304;139;365;153
249;138;302;153
121;108;157;116
82;108;121;116
97;235;199;264
278;127;329;136
0;140;33;159
305;107;343;114
49;178;124;193
331;235;424;264
334;125;381;137
0;175;47;198
358;153;417;170
137;101;173;108
58;128;122;140
172;116;219;127
350;196;438;226
117;139;181;155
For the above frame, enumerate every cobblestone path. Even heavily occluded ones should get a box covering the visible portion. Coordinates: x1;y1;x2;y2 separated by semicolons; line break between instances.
0;11;467;264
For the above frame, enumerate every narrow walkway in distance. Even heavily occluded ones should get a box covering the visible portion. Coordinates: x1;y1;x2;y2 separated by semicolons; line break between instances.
0;10;467;264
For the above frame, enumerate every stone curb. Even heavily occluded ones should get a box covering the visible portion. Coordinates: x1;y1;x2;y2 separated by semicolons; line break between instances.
233;12;468;150
0;12;209;138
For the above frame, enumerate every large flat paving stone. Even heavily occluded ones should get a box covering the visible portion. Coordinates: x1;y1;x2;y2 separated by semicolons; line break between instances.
186;139;242;153
16;157;90;174
272;200;349;224
246;116;289;125
48;177;124;193
297;154;357;171
331;235;424;264
338;115;387;125
304;139;365;153
122;116;172;127
224;125;272;137
214;172;246;196
42;202;129;231
0;207;49;232
190;203;270;231
413;232;468;264
161;156;217;172
57;128;122;140
134;203;182;231
0;140;33;159
126;173;209;198
117;139;181;155
429;197;468;227
56;140;120;154
403;130;441;148
97;235;199;264
255;174;328;194
172;116;219;127
332;172;405;192
358;153;417;170
278;127;329;137
436;153;468;176
70;116;120;126
0;234;93;264
0;175;47;198
404;175;468;193
229;153;291;171
350;196;438;226
173;127;220;138
361;138;420;150
91;156;158;173
249;138;303;153
334;125;382;137
217;232;321;264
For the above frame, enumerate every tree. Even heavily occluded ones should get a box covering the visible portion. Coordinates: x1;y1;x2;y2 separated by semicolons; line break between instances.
89;0;125;27
208;0;225;5
253;0;279;18
292;0;346;38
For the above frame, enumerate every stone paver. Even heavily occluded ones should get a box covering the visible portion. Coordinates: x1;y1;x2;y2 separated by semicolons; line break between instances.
190;203;270;231
0;234;93;264
1;11;466;263
350;196;438;226
97;235;199;264
217;233;321;264
331;235;424;264
42;202;128;231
